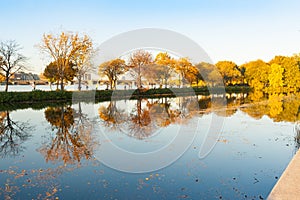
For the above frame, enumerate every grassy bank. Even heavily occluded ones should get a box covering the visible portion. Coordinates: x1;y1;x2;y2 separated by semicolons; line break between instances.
0;86;251;106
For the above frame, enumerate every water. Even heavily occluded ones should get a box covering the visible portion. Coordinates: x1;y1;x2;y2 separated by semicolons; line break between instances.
0;84;136;92
0;92;299;199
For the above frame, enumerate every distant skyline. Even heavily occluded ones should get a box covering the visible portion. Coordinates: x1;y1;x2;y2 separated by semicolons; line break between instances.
1;0;300;73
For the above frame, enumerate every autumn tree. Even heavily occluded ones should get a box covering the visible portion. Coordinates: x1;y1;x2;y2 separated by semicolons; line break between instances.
39;32;93;90
0;40;27;92
242;59;270;90
72;41;94;91
269;55;300;92
154;52;175;88
268;63;284;93
44;61;77;90
215;61;241;86
196;62;223;86
98;58;127;90
129;50;153;88
175;57;198;86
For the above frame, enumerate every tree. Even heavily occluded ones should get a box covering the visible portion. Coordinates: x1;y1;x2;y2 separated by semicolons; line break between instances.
0;40;26;92
44;61;77;90
129;50;153;88
268;63;284;93
72;44;94;91
43;62;59;89
174;57;197;87
242;59;270;90
196;62;222;86
98;58;127;90
39;32;93;90
270;55;300;92
154;52;175;88
215;61;241;86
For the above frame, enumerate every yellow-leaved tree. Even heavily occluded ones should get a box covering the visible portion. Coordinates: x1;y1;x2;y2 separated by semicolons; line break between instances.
215;61;240;86
242;59;270;91
39;32;93;90
268;63;284;93
154;52;175;88
98;58;127;90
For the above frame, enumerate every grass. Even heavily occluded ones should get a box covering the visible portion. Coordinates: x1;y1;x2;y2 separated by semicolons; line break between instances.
0;86;251;111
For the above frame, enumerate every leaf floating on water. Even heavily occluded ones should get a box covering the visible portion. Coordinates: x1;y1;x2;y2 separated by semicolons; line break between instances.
53;188;58;194
178;194;189;199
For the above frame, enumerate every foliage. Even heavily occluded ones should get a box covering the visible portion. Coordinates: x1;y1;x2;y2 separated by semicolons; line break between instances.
98;58;127;90
128;50;153;88
268;64;284;93
242;59;270;91
39;32;92;90
175;57;199;86
44;61;77;89
215;61;241;85
152;52;176;87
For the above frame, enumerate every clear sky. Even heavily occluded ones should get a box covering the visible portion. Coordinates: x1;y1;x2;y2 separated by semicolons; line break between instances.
1;0;300;73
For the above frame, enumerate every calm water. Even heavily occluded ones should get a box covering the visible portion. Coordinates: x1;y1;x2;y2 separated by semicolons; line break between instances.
0;92;299;199
0;84;134;92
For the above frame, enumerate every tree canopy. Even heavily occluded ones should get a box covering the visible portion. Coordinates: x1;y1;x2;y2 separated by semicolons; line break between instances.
39;32;93;90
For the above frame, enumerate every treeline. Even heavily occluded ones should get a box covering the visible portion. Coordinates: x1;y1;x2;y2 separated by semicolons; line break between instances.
98;51;300;93
1;31;300;93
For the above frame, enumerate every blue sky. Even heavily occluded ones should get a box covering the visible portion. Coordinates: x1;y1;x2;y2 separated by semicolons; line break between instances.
1;0;300;73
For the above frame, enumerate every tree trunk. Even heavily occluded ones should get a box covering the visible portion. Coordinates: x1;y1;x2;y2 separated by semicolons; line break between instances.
110;79;113;90
78;75;82;91
138;65;141;88
164;77;168;88
5;76;9;92
60;76;64;90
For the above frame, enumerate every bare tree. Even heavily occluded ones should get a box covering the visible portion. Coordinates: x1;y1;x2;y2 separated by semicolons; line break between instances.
0;40;27;92
129;50;153;88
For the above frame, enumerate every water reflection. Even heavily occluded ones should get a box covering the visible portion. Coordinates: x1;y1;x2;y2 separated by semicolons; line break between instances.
39;104;97;165
295;123;300;149
1;92;300;199
241;92;300;122
98;97;199;139
36;92;300;164
97;92;300;140
0;111;31;157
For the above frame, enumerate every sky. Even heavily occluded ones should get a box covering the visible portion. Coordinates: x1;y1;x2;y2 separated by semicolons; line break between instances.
1;0;300;73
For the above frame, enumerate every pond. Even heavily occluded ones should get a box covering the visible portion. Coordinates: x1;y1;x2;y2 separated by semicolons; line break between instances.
0;92;299;199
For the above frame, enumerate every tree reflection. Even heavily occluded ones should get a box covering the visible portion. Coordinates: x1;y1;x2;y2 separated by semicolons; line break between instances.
98;97;198;140
97;92;300;140
98;100;126;130
40;104;96;165
295;123;300;150
127;98;154;139
127;98;184;139
0;111;31;157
